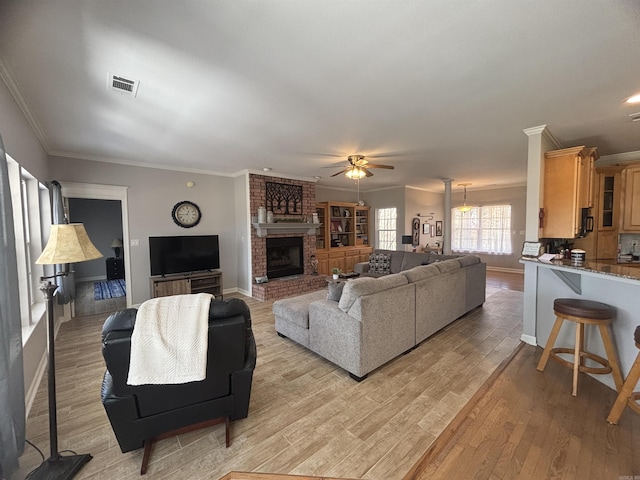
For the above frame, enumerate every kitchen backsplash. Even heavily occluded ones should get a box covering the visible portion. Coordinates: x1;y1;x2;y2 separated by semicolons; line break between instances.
619;233;640;256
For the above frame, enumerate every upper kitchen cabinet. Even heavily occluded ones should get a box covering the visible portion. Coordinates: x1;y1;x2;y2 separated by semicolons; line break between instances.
621;163;640;232
541;146;597;238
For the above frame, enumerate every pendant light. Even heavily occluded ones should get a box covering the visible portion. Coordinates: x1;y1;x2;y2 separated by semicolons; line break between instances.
457;183;473;212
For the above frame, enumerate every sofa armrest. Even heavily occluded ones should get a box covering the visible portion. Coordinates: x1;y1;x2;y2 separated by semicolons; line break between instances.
354;262;369;274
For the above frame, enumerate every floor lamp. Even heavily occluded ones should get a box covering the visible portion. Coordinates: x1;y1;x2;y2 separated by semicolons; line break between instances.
31;223;103;480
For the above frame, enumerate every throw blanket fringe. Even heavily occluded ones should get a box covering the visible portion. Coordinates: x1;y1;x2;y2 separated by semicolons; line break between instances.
127;293;213;385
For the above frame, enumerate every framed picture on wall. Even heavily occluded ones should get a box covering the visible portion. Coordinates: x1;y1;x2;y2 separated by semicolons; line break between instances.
435;220;443;236
431;224;435;237
422;223;430;235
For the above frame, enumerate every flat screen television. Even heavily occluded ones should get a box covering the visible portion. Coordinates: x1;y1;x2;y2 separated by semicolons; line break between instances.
149;235;220;276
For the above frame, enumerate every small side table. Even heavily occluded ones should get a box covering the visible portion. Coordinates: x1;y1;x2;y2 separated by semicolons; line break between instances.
106;257;125;280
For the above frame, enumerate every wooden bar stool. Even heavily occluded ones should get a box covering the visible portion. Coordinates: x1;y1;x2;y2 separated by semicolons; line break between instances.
537;298;624;396
607;326;640;424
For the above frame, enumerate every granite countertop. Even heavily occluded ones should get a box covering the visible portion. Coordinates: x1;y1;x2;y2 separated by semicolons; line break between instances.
521;257;640;282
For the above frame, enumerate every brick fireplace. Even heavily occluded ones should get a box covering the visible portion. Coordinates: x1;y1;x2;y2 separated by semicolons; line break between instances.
249;174;326;301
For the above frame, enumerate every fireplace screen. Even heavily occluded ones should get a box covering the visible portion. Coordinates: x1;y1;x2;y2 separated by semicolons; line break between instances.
266;237;304;279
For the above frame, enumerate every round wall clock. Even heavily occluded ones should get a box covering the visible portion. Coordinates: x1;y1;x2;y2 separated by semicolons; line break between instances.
171;200;201;228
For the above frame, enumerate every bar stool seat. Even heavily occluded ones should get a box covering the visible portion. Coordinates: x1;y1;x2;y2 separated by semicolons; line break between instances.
537;298;624;396
607;326;640;424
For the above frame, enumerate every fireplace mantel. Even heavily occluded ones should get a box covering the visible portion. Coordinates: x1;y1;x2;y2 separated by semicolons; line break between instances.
252;222;321;237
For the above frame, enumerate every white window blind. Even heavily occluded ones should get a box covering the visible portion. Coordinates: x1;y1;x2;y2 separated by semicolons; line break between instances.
376;207;397;250
452;205;512;254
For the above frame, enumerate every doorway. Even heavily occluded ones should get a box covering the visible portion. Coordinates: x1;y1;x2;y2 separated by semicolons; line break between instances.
60;182;133;316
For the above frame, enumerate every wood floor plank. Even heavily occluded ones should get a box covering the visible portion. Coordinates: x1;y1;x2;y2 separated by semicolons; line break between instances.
19;272;638;480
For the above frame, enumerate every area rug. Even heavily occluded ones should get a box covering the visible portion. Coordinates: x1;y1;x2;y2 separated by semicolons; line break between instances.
94;279;126;300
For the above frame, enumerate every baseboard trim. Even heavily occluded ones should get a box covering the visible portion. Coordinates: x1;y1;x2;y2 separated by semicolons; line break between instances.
486;266;524;274
25;351;47;417
520;333;537;345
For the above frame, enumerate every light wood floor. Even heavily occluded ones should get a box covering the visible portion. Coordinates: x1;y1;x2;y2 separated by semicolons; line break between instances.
17;271;531;479
408;344;640;479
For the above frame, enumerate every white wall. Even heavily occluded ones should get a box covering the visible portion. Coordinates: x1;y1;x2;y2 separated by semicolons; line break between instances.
49;156;238;305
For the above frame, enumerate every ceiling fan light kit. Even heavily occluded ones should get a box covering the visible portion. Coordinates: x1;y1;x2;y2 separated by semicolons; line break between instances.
331;154;395;179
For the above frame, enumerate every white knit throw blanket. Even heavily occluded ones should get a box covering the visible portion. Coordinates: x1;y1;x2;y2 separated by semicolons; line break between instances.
127;293;213;385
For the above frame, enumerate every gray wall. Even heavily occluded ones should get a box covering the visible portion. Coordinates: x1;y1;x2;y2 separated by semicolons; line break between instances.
404;187;445;249
0;78;50;409
49;156;238;305
68;198;123;280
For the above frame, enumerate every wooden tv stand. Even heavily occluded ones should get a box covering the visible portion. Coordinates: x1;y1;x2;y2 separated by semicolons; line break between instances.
150;270;223;299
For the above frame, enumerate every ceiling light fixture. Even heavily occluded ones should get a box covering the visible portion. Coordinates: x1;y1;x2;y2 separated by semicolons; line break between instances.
457;183;473;213
345;166;366;179
626;93;640;104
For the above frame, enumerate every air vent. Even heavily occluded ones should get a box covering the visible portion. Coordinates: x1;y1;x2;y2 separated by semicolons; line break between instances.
107;73;139;97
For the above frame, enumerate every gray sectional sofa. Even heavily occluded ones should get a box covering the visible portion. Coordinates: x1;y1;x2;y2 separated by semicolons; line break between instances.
273;253;486;381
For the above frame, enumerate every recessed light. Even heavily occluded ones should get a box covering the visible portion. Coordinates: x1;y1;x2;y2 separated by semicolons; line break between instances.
262;167;272;172
626;93;640;104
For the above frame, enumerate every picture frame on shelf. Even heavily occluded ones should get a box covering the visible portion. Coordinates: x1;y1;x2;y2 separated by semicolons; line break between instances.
331;206;341;217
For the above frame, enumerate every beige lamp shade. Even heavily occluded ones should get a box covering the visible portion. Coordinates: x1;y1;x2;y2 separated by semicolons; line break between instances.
109;238;123;249
36;223;103;265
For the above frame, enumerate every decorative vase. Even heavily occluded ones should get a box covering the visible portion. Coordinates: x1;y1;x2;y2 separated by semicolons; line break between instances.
266;211;274;223
332;274;339;280
257;205;266;223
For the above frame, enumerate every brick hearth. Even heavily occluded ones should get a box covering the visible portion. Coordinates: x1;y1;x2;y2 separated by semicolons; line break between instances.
249;174;326;301
252;274;327;301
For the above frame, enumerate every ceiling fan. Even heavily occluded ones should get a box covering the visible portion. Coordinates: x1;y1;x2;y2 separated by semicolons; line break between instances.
330;155;395;179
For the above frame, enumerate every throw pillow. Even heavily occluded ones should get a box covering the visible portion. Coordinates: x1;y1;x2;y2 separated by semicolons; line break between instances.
327;281;345;302
368;253;391;274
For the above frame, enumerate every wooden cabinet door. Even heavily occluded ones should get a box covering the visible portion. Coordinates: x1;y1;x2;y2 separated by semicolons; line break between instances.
315;251;329;276
542;148;581;238
622;165;640;231
596;231;619;260
154;279;190;297
328;251;346;273
344;251;359;273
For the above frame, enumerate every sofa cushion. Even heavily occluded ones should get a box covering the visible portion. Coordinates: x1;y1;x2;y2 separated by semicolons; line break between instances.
402;264;440;283
338;273;409;313
434;259;461;273
327;281;345;302
273;290;326;329
400;252;432;271
457;255;481;267
368;253;391;274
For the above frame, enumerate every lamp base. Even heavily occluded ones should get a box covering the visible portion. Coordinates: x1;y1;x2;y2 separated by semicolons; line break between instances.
28;453;92;480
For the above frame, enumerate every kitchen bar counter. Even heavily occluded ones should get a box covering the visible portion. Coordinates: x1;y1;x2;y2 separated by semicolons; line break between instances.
521;257;640;284
521;257;639;391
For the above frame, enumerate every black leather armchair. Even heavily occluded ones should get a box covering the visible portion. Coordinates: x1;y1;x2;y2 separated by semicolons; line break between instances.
101;298;256;474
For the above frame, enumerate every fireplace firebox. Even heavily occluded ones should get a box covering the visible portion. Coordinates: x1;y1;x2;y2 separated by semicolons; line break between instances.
266;237;304;279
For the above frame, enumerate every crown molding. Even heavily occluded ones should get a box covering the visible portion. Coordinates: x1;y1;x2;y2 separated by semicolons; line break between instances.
523;124;562;150
0;58;51;152
243;169;319;183
49;149;235;177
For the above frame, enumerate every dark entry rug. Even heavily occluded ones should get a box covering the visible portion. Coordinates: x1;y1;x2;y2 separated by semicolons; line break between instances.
94;279;126;300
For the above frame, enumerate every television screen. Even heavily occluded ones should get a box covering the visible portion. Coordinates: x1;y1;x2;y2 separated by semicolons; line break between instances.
149;235;220;276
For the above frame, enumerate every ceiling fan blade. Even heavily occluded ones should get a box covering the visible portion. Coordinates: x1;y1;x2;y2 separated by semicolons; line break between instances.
330;168;350;177
366;164;395;169
365;169;374;177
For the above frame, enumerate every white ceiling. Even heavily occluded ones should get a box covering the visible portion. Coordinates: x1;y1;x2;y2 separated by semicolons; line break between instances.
1;1;639;192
